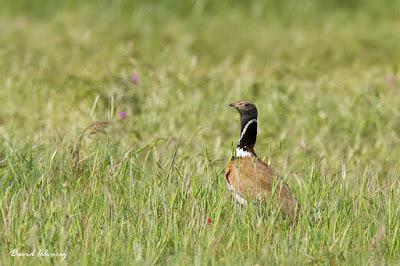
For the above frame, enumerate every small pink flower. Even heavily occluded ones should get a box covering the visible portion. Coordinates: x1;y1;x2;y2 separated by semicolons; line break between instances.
118;111;128;119
207;217;212;225
386;74;397;88
131;71;140;85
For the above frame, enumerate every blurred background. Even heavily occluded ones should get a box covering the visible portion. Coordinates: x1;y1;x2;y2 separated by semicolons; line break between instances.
1;0;400;165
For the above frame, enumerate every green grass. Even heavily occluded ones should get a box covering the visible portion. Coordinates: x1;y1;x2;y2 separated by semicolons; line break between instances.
1;0;400;264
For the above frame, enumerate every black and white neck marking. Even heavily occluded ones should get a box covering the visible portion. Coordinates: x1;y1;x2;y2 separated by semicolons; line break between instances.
236;117;257;158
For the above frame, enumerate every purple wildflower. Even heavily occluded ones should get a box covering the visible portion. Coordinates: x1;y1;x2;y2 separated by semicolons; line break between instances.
386;74;397;88
118;111;128;119
131;71;140;85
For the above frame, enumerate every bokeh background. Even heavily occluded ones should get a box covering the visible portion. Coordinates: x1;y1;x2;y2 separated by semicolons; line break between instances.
1;0;400;264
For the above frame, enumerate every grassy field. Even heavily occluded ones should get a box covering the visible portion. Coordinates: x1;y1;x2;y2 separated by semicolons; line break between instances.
1;0;400;264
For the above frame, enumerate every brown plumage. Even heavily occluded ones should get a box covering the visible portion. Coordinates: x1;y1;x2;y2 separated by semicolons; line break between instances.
225;100;300;221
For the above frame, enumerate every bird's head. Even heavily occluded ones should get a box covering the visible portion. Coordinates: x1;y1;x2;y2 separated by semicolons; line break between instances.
229;100;258;119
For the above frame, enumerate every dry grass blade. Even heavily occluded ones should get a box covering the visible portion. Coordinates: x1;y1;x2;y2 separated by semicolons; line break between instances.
83;121;111;137
369;225;386;252
108;191;114;223
0;150;6;168
71;121;111;172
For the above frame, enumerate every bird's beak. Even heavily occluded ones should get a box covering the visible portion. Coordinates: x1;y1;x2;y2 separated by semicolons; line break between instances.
228;102;236;108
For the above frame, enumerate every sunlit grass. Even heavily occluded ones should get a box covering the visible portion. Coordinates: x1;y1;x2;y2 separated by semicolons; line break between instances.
0;1;400;265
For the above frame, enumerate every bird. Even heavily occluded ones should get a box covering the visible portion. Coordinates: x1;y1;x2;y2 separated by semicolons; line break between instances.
224;100;300;221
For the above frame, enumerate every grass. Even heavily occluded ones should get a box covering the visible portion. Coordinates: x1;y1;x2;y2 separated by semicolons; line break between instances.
1;0;400;264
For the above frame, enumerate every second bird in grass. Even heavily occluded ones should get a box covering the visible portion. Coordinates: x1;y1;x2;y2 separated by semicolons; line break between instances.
225;100;300;220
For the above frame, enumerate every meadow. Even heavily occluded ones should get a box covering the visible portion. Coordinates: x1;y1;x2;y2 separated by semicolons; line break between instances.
1;0;400;264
